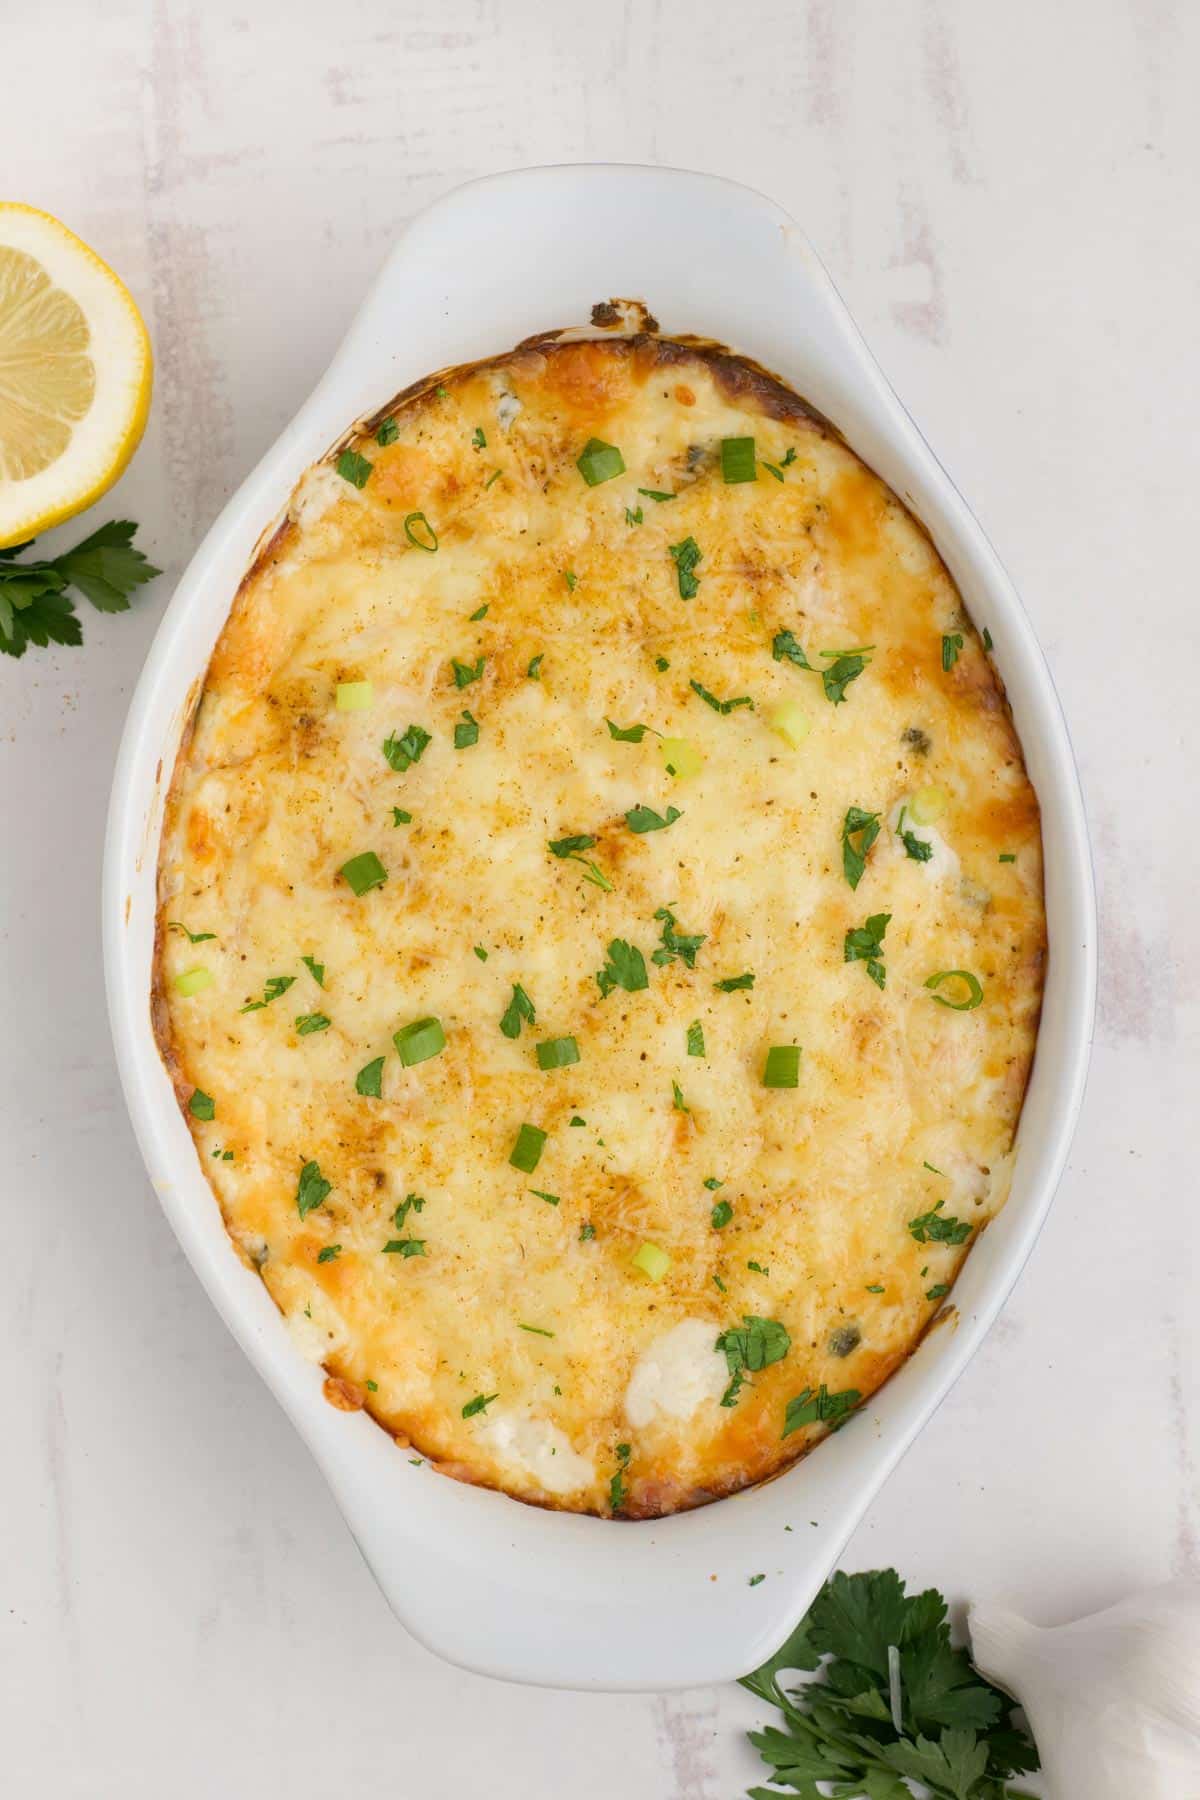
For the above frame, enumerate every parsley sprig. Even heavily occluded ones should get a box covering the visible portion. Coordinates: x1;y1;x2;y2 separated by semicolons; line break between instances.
740;1568;1039;1800
0;520;159;657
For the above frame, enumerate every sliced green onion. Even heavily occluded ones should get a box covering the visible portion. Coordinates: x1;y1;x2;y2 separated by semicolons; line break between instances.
909;785;947;825
924;969;984;1011
576;438;625;485
403;511;438;551
393;1016;446;1065
188;1089;215;1121
336;449;372;488
355;1056;385;1097
631;1241;670;1280
660;736;704;780
336;680;373;712
340;851;387;895
763;1045;801;1088
509;1123;547;1173
174;967;213;997
720;436;757;484
536;1036;580;1071
768;700;811;748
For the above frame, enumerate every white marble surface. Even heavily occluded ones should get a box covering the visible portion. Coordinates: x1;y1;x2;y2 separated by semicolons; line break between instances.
3;2;1197;1793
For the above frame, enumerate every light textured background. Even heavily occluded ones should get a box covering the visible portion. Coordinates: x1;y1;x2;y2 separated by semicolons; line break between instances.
3;2;1198;1794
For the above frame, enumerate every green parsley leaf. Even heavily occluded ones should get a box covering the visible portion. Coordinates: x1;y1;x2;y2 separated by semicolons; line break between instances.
715;972;755;992
317;1244;341;1263
782;1383;861;1436
772;628;813;670
296;1159;332;1219
821;649;870;704
686;1019;705;1057
606;718;648;742
382;1237;427;1258
652;905;706;969
527;653;544;679
654;654;670;671
382;723;431;772
716;1315;791;1407
240;974;296;1012
668;536;702;598
468;602;489;621
294;1012;330;1035
704;1176;724;1190
926;1283;951;1300
167;920;216;944
355;1056;385;1097
336;449;373;488
596;938;648;998
711;1199;733;1229
451;655;485;689
453;709;479;748
563;569;577;591
690;679;753;715
579;1221;596;1240
473;944;488;961
844;912;891;990
625;505;644;526
608;1441;631;1512
462;1392;497;1417
471;426;487;450
375;416;399;445
899;804;934;862
529;1187;560;1206
392;808;413;826
519;1322;555;1337
549;832;597;857
0;519;160;657
500;982;536;1040
638;486;676;502
188;1089;215;1121
301;955;325;987
908;1202;973;1245
484;468;502;489
393;1193;425;1230
625;803;682;834
842;807;881;889
672;1079;689;1112
942;632;964;671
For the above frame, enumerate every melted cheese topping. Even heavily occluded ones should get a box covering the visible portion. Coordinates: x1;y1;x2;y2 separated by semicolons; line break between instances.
155;333;1045;1518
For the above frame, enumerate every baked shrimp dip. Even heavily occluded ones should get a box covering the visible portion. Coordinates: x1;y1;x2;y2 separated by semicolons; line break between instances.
155;319;1045;1518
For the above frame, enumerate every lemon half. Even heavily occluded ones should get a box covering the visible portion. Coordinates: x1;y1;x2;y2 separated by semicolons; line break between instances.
0;204;152;548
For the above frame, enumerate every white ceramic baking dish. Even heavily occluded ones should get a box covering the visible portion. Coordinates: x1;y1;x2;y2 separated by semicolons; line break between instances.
104;164;1096;1692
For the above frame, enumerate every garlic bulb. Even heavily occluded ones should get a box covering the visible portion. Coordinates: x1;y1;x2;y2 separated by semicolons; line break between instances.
969;1582;1200;1798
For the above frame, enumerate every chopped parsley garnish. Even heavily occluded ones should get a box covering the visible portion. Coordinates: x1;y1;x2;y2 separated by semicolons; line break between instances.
536;1036;579;1071
908;1200;973;1245
240;974;296;1013
720;436;756;484
782;1383;861;1436
451;655;485;688
704;1176;725;1190
188;1089;215;1121
509;1123;547;1173
625;505;643;526
925;969;984;1010
841;806;881;889
375;417;399;446
596;938;649;998
983;625;994;651
763;1045;801;1088
672;1079;689;1112
392;808;412;826
844;911;891;989
335;449;372;488
340;851;387;895
355;1056;385;1097
898;805;934;862
772;628;813;670
549;832;597;857
625;802;682;834
711;1199;733;1229
301;955;325;987
715;972;754;991
654;654;670;671
652;905;705;969
471;426;486;450
570;1115;586;1127
402;511;438;552
762;462;784;482
526;653;544;679
469;602;489;622
168;921;216;944
576;439;625;485
383;1237;427;1258
668;536;702;598
462;1392;498;1418
686;1019;705;1057
747;1259;769;1275
563;570;577;592
296;1159;331;1219
942;632;964;671
473;945;488;962
317;1245;341;1263
781;447;797;466
715;1315;790;1407
382;723;431;772
519;1322;555;1338
606;718;648;742
579;1221;596;1240
690;679;753;714
484;468;502;489
999;851;1016;863
500;982;536;1040
393;1193;425;1230
820;648;871;705
608;1441;632;1513
638;486;676;502
530;1187;559;1206
924;1160;944;1174
393;1016;446;1066
926;1283;951;1300
453;709;479;748
866;1283;885;1294
295;1012;330;1035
